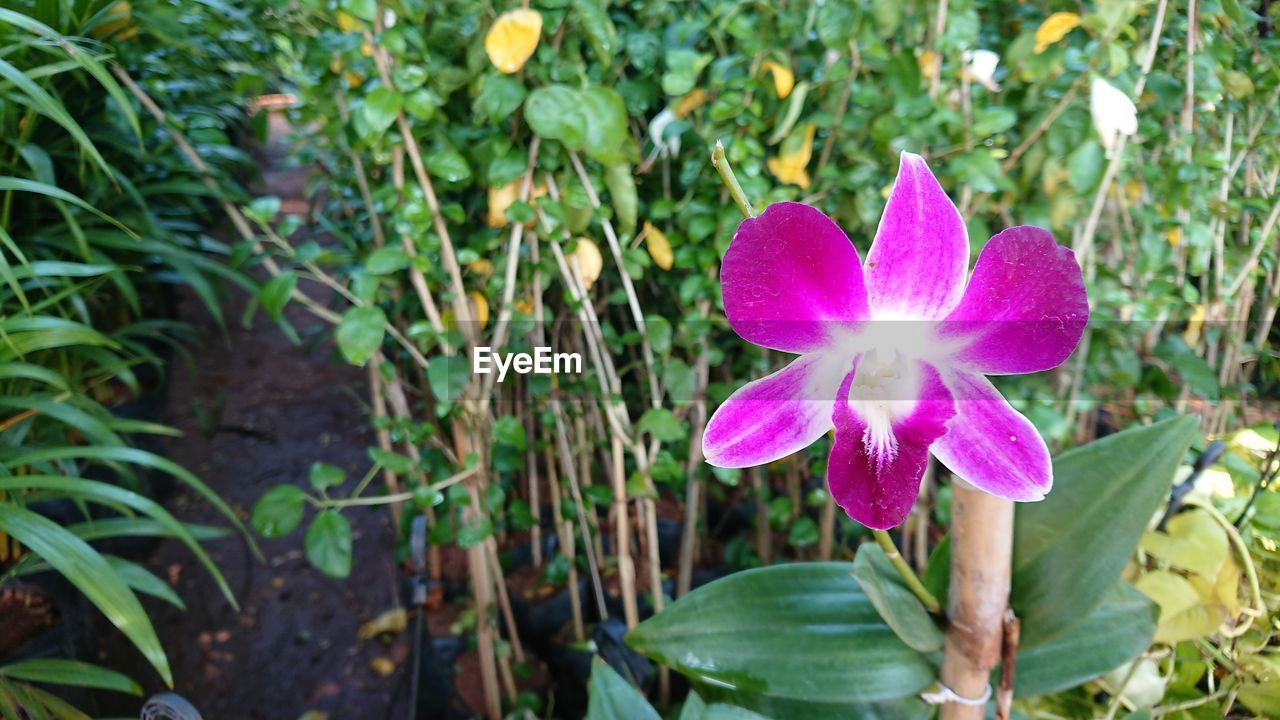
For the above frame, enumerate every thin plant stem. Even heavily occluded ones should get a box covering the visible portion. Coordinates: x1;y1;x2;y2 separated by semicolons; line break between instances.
873;530;941;614
712;140;756;218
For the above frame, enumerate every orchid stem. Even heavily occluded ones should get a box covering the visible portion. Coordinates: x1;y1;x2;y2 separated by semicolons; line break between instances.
873;529;942;615
712;140;756;218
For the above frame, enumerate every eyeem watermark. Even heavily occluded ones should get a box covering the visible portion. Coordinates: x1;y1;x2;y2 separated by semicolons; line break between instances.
473;346;582;383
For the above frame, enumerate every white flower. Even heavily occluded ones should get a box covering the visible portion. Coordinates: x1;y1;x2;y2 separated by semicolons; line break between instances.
383;9;397;28
648;108;681;157
965;49;1000;91
1090;76;1138;156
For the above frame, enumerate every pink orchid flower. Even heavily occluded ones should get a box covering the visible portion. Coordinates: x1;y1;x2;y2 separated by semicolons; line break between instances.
703;152;1088;530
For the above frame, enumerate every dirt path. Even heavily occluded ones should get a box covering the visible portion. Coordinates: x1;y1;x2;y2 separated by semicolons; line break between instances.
95;117;409;719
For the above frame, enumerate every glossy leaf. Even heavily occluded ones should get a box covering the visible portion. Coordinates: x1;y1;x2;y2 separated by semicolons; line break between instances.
627;563;935;704
851;544;944;653
1013;581;1158;697
252;485;307;538
1011;415;1198;646
587;659;660;720
305;509;353;578
0;659;142;696
335;306;386;366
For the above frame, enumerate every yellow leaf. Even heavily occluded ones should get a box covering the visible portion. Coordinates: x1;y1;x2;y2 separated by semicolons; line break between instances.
642;221;673;270
487;183;519;228
369;656;396;677
573;239;603;289
1139;509;1228;580
1135;570;1228;644
357;608;408;640
1165;227;1182;246
336;10;363;33
470;291;490;329
329;55;343;75
1183;303;1206;347
1034;12;1080;53
468;259;495;277
767;123;816;189
344;71;363;89
675;89;708;118
1124;179;1143;205
917;50;940;77
760;60;795;99
514;296;534;315
91;2;135;40
485;9;543;74
361;38;374;57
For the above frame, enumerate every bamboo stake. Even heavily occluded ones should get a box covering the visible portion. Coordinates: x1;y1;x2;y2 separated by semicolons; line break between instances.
939;486;1013;719
546;443;585;641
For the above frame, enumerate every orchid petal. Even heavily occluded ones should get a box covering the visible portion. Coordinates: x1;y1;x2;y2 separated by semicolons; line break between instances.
828;361;955;530
931;370;1052;501
721;202;870;353
940;226;1088;374
864;152;970;320
703;353;846;468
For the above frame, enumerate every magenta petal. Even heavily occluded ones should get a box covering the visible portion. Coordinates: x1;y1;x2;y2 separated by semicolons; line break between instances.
864;152;969;320
827;361;956;530
721;202;870;354
931;370;1051;501
703;353;846;468
940;226;1089;374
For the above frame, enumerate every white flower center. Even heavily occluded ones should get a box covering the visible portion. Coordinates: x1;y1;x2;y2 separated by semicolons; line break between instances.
846;349;920;472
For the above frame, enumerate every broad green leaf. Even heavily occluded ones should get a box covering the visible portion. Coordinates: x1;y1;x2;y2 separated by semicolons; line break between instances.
627;563;935;704
0;659;142;696
363;87;403;133
851;544;944;653
305;510;353;578
309;462;346;491
678;693;771;719
477;75;525;124
637;407;684;442
587;659;660;720
259;271;296;322
336;306;387;366
252;485;307;538
525;85;588;147
573;0;617;68
364;246;409;275
0;505;170;685
493;416;527;450
425;148;471;183
1013;581;1158;697
427;355;471;404
581;86;630;165
1012;415;1199;646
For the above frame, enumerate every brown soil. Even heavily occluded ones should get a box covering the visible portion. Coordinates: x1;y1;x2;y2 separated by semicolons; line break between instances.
93;116;409;719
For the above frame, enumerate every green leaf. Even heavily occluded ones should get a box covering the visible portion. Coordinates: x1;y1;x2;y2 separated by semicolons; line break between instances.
426;148;471;183
1067;140;1105;193
0;659;142;696
305;510;353;578
427;355;471;405
662;49;712;96
678;693;771;720
851;544;944;653
0;504;171;685
369;447;415;474
525;85;589;148
479;74;526;124
626;563;935;704
582;87;632;165
1013;581;1158;697
573;0;618;68
309;462;347;491
493;416;527;450
259;271;296;322
587;659;660;720
335;306;387;366
252;485;307;538
637;407;684;442
604;163;637;235
365;246;409;275
363;87;403;133
1012;415;1199;646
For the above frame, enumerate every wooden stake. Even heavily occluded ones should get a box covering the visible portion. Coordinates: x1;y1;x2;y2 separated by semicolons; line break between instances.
939;485;1013;720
